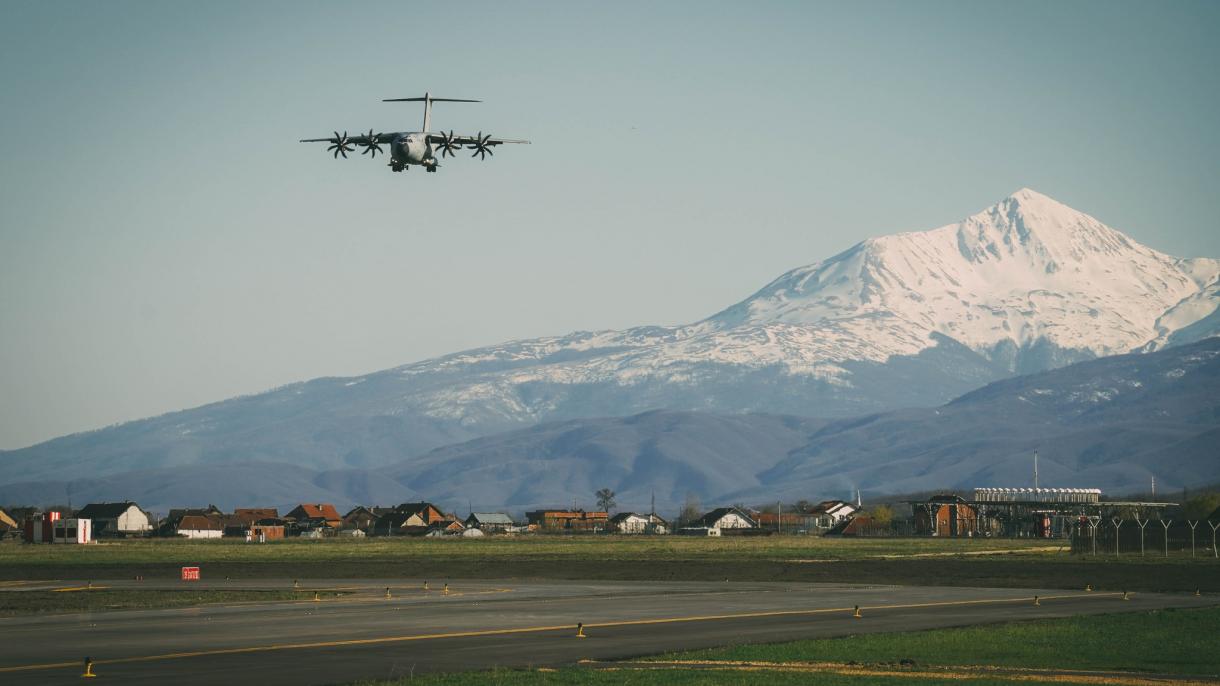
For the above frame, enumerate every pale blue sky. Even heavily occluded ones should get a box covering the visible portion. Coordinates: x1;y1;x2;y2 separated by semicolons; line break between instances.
2;1;1218;449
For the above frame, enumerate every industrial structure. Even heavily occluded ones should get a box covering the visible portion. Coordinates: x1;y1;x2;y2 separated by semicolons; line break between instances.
911;487;1177;538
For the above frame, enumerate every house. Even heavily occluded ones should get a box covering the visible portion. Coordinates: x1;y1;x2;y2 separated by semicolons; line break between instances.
807;501;858;530
76;502;152;536
233;508;279;526
435;514;465;532
174;515;224;539
608;512;669;534
371;511;429;536
369;502;451;536
464;512;515;533
525;509;609;532
393;502;447;526
245;524;285;542
828;514;875;537
692;507;756;532
162;506;225;536
285;503;343;530
913;494;979;537
342;506;392;532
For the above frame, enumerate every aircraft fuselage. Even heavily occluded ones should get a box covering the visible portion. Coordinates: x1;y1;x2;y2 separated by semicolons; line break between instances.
392;133;435;169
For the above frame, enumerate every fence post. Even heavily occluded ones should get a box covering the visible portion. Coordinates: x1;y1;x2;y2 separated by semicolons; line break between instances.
1159;519;1171;557
1112;518;1123;556
1209;521;1219;560
1135;518;1148;557
1088;516;1100;556
1187;520;1198;558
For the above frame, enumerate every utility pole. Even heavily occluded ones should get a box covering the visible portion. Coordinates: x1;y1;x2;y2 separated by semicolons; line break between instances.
1151;475;1156;498
1033;450;1039;491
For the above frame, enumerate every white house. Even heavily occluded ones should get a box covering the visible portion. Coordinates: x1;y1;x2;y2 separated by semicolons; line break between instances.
175;515;223;539
689;507;756;532
75;502;152;536
609;512;669;534
808;501;857;530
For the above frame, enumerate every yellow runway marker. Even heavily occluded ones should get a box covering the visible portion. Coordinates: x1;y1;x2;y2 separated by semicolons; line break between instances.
0;591;1130;675
52;586;110;593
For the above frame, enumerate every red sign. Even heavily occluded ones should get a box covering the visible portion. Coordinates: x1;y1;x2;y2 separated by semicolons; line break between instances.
181;566;200;581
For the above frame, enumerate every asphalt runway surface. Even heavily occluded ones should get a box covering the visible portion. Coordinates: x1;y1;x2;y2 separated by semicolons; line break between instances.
0;578;1214;685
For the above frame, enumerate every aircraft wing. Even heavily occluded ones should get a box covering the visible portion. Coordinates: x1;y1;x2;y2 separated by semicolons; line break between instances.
299;132;395;144
425;133;530;146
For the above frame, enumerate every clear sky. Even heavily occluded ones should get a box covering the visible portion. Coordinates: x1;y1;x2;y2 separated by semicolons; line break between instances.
2;1;1218;449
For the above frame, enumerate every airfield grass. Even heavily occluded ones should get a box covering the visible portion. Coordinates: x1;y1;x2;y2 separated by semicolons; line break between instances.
0;535;1056;565
353;607;1220;685
0;588;344;616
659;606;1220;674
1;536;1217;592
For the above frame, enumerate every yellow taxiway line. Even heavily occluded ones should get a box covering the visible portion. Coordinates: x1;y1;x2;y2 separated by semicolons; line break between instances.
0;591;1129;674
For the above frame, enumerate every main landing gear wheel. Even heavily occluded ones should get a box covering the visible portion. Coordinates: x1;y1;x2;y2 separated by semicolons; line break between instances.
390;162;405;172
426;166;437;173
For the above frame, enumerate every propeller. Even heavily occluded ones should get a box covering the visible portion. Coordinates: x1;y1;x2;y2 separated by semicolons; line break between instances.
436;130;462;158
327;131;354;159
360;129;384;158
470;132;494;160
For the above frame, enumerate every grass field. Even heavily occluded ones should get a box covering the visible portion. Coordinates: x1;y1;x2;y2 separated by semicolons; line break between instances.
0;588;343;616
352;607;1220;685
2;536;1216;592
0;535;1058;565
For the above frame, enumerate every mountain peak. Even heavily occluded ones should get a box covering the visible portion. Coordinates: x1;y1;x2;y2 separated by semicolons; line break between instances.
707;190;1212;358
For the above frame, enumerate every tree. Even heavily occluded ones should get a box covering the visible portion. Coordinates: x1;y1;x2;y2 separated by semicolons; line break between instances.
679;493;702;526
871;504;894;526
1181;492;1220;521
595;488;616;512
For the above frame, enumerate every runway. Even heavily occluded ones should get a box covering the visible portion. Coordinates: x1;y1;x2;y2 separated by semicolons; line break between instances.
0;578;1213;685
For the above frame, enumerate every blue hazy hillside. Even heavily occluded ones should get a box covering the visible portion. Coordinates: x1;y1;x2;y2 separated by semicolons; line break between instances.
2;338;1216;513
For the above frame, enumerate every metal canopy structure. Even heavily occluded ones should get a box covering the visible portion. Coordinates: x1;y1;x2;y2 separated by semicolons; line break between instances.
908;489;1178;538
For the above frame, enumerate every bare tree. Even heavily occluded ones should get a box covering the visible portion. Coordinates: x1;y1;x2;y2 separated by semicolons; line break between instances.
679;493;702;527
595;488;616;512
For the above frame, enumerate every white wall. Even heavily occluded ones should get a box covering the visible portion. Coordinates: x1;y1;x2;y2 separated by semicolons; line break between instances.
117;506;152;532
177;528;222;539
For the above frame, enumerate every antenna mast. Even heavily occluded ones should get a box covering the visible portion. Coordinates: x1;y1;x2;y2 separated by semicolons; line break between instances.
1033;450;1039;491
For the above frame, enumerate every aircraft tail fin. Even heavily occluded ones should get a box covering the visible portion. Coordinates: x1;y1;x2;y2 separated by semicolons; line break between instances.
383;93;480;132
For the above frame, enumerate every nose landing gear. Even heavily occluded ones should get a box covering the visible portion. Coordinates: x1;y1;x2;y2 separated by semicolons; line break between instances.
390;161;406;172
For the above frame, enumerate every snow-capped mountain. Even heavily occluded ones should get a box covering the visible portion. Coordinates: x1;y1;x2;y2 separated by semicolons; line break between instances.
2;190;1217;487
393;188;1219;425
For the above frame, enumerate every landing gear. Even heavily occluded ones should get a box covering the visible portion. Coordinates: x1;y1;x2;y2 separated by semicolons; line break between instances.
426;165;437;173
390;162;405;172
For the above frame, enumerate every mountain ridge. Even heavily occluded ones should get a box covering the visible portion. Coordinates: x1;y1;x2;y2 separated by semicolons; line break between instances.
2;189;1217;489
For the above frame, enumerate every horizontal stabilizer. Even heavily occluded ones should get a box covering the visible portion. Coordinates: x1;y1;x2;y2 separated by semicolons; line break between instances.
383;97;480;102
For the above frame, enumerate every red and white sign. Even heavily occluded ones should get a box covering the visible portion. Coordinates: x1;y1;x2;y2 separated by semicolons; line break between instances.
180;566;200;581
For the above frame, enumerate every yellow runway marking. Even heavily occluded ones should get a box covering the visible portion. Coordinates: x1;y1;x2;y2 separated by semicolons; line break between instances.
0;592;1129;674
51;586;110;593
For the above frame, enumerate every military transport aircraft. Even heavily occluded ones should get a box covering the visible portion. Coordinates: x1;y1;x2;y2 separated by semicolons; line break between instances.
300;92;529;173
